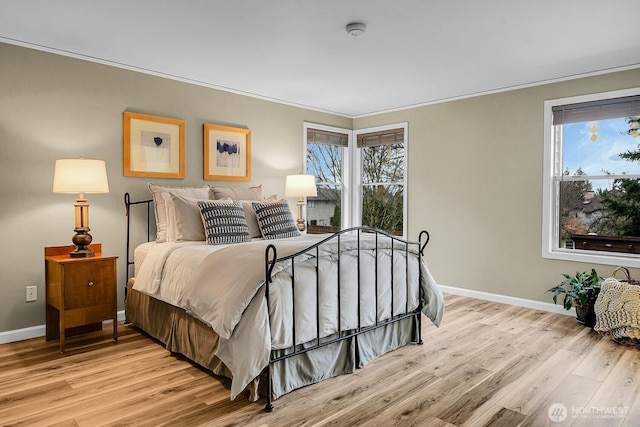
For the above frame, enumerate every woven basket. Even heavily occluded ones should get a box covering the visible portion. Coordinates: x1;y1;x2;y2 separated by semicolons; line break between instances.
612;266;640;286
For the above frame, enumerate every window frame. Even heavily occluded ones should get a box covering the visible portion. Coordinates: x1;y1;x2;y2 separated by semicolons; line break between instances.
354;122;408;237
542;87;640;267
303;122;352;229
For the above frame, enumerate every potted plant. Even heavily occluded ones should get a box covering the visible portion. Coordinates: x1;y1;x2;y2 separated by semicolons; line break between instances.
547;268;603;327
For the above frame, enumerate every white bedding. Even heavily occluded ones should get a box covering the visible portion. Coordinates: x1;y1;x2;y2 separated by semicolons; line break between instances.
133;241;157;277
133;233;444;400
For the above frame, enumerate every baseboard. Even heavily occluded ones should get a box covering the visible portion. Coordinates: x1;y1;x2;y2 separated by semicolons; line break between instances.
439;285;576;317
0;310;126;344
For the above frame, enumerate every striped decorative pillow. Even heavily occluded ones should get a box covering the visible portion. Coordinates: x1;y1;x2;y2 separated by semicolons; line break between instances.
253;199;301;240
197;200;251;245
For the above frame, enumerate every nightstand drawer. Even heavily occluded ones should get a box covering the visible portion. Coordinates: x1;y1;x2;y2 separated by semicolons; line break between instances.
63;259;116;309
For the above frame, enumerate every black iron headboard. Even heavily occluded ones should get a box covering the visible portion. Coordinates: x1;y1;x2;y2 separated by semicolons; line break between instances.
124;192;154;299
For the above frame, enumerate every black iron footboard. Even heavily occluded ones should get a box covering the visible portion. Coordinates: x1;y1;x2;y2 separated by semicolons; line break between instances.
262;226;429;412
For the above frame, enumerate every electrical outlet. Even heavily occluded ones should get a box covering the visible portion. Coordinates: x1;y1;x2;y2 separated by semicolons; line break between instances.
26;286;37;302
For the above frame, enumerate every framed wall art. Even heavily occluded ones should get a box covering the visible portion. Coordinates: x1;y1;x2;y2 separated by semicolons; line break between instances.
123;112;185;178
203;123;251;181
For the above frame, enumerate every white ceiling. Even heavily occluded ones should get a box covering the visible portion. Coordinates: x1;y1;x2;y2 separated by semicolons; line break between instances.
2;0;639;117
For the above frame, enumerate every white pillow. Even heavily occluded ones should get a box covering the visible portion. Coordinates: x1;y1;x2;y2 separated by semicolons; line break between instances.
211;185;264;201
163;193;232;242
239;195;277;238
148;183;210;242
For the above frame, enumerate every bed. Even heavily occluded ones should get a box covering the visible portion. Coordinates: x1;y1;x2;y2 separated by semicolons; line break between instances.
123;185;444;411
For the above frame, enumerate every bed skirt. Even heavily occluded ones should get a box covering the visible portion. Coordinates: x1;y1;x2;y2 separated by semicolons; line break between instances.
125;279;419;401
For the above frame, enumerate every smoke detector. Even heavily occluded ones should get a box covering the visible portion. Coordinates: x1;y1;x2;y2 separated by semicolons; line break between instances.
346;22;366;36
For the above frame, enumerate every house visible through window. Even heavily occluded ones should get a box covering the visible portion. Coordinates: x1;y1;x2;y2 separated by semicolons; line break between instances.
543;89;640;266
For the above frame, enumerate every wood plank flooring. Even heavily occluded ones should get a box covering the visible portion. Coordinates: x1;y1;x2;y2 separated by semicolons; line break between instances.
1;294;639;426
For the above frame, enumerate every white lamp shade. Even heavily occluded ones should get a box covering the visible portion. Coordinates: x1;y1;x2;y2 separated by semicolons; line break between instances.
53;158;110;194
285;174;317;198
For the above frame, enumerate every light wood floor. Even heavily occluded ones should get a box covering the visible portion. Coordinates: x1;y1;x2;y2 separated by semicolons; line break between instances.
1;294;639;427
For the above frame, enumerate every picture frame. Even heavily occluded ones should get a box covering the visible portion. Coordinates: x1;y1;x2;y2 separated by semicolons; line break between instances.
203;123;251;181
123;112;185;178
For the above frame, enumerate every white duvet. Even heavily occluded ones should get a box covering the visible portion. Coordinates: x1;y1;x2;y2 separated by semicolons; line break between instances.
133;233;444;399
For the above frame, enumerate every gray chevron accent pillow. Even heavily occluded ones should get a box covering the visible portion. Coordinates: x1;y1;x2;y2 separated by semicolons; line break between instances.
253;199;301;240
198;200;251;245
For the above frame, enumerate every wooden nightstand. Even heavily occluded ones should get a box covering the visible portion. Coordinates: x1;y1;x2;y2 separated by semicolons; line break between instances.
45;244;118;354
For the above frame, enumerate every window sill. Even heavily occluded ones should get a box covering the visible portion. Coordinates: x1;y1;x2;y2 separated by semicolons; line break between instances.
543;246;640;269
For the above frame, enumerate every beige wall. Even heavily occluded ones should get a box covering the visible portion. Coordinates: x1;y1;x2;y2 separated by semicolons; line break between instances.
0;42;350;333
355;68;640;302
2;40;639;335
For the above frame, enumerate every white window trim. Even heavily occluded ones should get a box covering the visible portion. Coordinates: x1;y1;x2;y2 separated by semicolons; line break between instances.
354;122;409;237
303;122;353;229
542;87;640;268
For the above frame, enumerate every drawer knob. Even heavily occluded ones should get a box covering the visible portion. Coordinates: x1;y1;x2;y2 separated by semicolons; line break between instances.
88;281;94;287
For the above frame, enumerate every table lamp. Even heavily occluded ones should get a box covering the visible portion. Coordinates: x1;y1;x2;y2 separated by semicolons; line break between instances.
285;174;317;231
53;158;109;257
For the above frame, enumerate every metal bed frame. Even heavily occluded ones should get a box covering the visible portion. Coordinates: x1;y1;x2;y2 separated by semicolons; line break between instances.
123;193;154;298
124;192;430;412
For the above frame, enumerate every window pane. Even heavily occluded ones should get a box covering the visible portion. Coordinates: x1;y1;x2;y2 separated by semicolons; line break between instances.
362;184;403;235
307;184;341;234
562;117;640;177
362;143;404;184
560;177;640;250
307;142;343;184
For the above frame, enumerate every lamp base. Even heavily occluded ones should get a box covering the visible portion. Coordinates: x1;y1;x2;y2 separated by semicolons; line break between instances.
70;248;95;258
296;199;306;232
71;228;94;258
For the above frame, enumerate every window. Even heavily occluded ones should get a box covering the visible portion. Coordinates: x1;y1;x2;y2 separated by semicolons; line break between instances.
304;123;350;233
355;125;407;236
543;88;640;266
304;122;408;236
